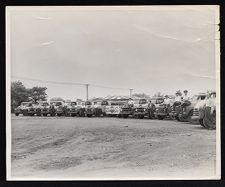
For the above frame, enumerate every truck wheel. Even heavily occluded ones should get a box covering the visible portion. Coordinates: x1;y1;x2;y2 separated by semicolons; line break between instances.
157;115;165;120
43;113;48;117
123;114;128;118
57;114;62;117
203;107;216;130
87;114;92;117
199;119;205;127
138;115;144;119
95;109;101;117
78;110;85;117
15;113;19;116
148;113;153;119
179;115;188;122
175;116;180;121
71;114;76;117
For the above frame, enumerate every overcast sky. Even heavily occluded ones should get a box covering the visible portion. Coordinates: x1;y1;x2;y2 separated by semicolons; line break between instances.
8;6;219;100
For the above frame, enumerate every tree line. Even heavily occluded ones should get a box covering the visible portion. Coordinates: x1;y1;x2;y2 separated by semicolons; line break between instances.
11;81;48;112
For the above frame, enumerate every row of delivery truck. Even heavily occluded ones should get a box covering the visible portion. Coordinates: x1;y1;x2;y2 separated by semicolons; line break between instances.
14;92;216;130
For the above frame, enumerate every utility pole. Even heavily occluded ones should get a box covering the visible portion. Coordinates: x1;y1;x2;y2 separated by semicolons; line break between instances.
129;89;133;97
85;84;89;101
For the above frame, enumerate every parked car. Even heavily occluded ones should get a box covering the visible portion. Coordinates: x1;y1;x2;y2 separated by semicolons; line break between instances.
15;102;29;116
178;93;207;122
92;100;106;117
105;101;123;117
154;97;176;120
65;101;79;117
50;101;65;116
190;93;208;124
119;102;133;118
132;98;149;119
151;97;167;120
99;100;109;116
84;101;95;117
15;102;36;116
39;101;51;116
199;92;216;129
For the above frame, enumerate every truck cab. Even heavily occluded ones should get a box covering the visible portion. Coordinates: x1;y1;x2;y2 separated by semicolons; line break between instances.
132;98;149;119
105;101;123;117
190;93;207;124
15;102;34;116
119;101;132;118
65;101;78;117
50;101;65;116
85;101;94;117
40;101;50;116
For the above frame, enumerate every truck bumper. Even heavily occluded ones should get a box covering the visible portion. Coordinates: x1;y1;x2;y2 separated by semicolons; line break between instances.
120;111;131;115
133;112;148;116
55;110;63;114
86;111;93;115
191;115;200;121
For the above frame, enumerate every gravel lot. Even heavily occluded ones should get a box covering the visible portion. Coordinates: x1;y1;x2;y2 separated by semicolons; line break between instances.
10;115;216;180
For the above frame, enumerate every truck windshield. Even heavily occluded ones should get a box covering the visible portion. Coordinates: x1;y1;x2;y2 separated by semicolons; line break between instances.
56;102;62;106
101;101;109;105
139;99;147;104
111;102;120;106
156;99;164;104
198;95;206;100
22;103;31;107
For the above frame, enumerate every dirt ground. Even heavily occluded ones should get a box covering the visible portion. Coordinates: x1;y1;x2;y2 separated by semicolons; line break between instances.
10;115;217;180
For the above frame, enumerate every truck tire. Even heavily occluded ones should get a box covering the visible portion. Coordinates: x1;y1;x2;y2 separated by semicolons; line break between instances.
43;113;48;117
175;116;180;121
95;109;101;117
78;110;85;117
22;111;28;116
199;119;205;127
87;114;92;117
203;107;216;130
123;114;129;118
138;115;144;119
179;115;188;122
157;115;165;120
15;113;19;116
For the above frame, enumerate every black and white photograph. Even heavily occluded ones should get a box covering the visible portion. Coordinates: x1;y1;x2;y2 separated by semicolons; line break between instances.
6;6;220;180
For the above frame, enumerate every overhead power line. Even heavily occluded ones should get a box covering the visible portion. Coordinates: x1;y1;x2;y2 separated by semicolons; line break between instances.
12;76;85;86
11;76;132;91
90;84;129;90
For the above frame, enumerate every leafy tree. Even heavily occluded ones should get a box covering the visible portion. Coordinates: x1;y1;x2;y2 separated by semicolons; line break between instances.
153;92;163;97
11;81;30;111
49;97;65;102
29;86;47;103
11;81;48;112
132;93;151;99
